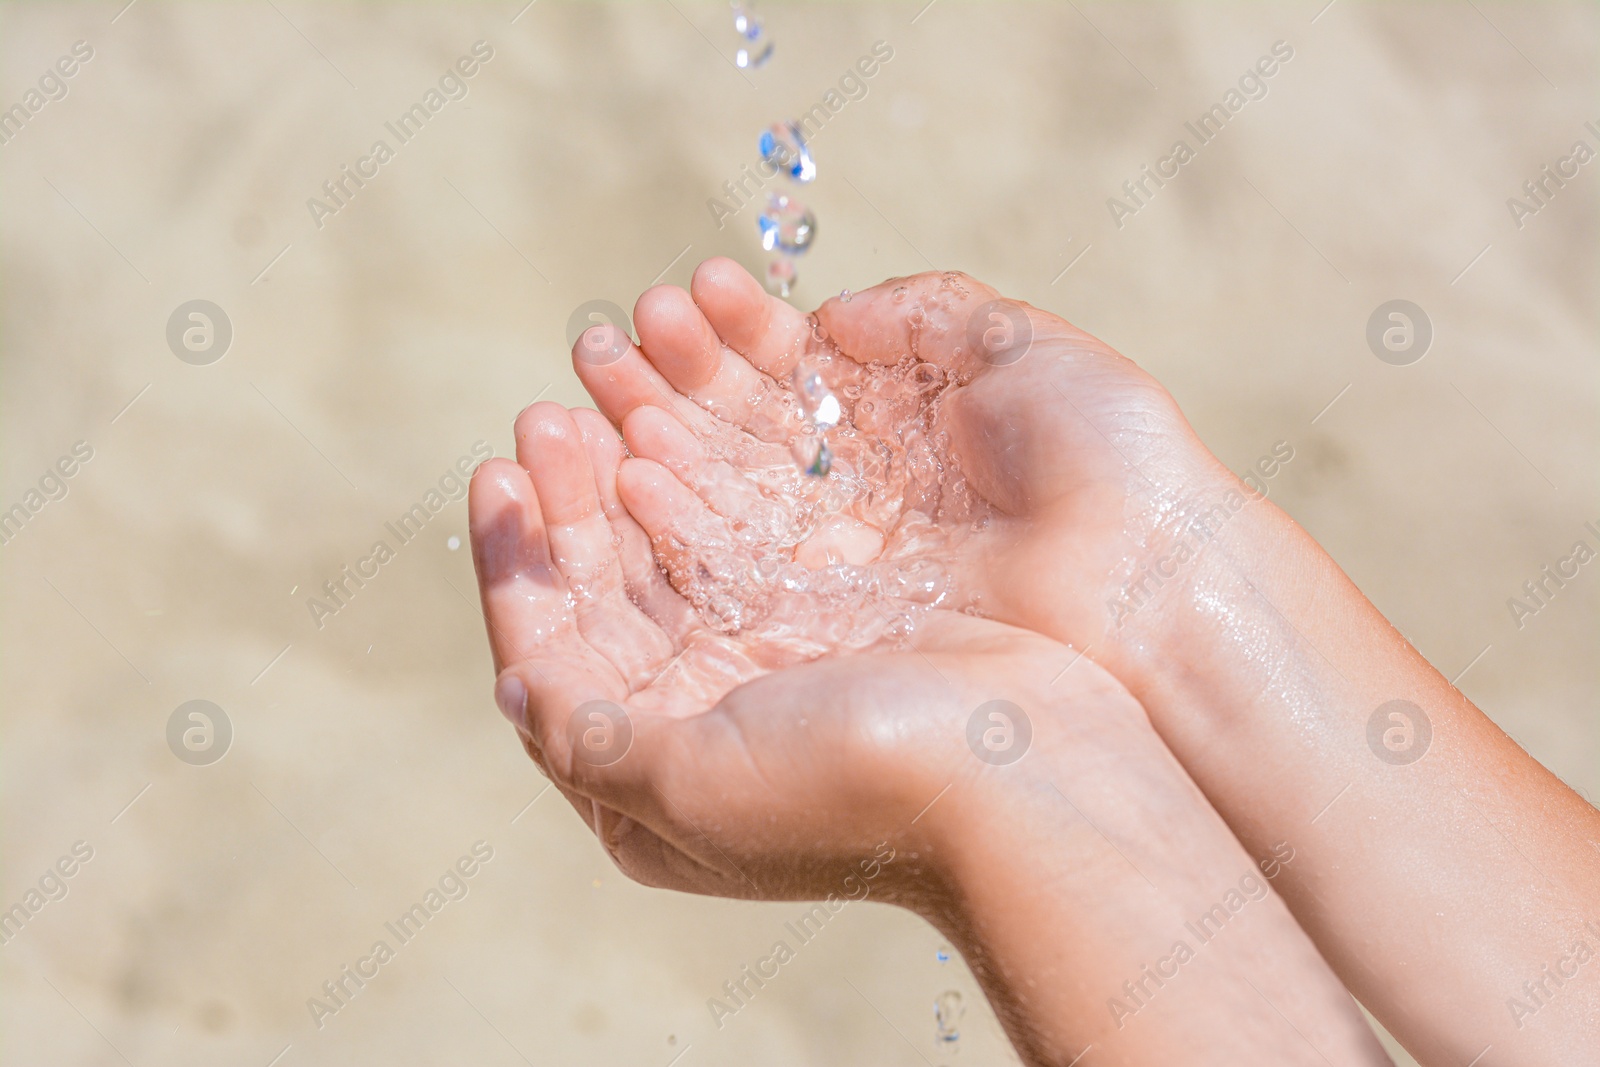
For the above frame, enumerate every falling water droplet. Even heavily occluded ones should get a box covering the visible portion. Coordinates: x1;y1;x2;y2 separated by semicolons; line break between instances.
934;990;964;1045
447;535;461;551
736;40;774;68
792;365;840;428
759;121;816;183
732;1;760;38
792;435;832;477
758;192;816;254
765;257;796;297
839;288;852;303
936;947;951;963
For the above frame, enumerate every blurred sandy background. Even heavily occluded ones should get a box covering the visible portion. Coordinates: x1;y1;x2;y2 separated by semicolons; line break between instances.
2;2;1595;1064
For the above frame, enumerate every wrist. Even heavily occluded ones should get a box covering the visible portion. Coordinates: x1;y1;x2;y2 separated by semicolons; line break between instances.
1099;451;1311;719
913;665;1159;926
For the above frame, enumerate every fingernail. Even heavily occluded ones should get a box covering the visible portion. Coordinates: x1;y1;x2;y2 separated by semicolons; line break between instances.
494;674;527;731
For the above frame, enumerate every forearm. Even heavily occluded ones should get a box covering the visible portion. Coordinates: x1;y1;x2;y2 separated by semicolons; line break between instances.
923;682;1389;1066
1116;467;1600;1064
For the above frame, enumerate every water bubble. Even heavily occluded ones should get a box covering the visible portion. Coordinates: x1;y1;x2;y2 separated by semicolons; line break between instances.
934;990;964;1044
759;121;815;183
758;192;815;254
839;288;852;303
765;257;796;297
568;700;634;766
892;286;908;302
792;436;832;477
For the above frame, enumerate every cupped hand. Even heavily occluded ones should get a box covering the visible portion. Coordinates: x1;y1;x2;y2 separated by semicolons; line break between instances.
467;400;1122;905
572;258;1235;679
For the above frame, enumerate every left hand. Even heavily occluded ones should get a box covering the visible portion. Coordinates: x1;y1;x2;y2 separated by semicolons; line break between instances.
468;401;1114;904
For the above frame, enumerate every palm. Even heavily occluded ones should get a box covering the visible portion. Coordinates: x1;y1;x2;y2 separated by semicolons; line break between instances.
467;406;1109;900
572;260;1204;655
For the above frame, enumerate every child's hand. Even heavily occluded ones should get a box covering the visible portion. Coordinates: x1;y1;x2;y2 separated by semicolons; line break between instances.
571;258;1227;679
575;261;1600;1065
468;402;1118;901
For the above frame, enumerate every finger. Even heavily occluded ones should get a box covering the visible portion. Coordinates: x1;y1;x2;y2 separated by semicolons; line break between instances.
468;459;572;674
690;256;813;381
815;270;1023;370
571;323;720;437
616;457;759;628
633;284;792;440
514;403;677;687
571;407;701;639
472;462;626;757
620;405;793;534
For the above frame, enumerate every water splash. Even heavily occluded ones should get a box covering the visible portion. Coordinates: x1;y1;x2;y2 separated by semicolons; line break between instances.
650;325;986;662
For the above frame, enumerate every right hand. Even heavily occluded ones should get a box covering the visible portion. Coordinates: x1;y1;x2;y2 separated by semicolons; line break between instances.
572;258;1237;682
